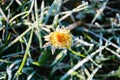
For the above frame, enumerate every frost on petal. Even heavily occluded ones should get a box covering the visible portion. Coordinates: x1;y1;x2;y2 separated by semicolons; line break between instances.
43;42;51;48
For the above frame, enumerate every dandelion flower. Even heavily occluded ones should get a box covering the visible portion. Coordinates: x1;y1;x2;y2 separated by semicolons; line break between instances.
43;26;72;54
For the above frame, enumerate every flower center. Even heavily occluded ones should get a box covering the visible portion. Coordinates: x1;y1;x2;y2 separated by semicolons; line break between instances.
57;33;66;43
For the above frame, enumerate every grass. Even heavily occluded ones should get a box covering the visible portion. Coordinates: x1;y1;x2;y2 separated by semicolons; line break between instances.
0;0;120;80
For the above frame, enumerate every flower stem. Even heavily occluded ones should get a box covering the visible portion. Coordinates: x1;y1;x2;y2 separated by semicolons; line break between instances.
68;48;85;57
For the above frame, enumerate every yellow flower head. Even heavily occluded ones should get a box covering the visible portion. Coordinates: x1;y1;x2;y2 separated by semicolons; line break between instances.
43;27;72;49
